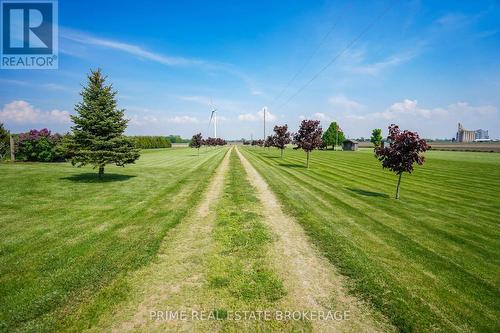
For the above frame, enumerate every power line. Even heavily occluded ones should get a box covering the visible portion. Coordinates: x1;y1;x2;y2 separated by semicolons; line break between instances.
270;2;352;109
273;0;399;113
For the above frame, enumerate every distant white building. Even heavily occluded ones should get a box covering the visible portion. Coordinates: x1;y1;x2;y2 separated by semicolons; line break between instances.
456;123;489;142
475;129;489;140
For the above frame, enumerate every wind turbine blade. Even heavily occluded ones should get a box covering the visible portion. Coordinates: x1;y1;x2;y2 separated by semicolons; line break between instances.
209;110;214;126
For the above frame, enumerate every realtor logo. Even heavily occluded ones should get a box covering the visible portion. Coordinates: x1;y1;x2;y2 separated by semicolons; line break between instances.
1;0;58;69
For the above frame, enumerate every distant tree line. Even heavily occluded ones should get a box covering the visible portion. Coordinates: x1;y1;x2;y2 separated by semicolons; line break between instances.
166;135;190;143
130;136;172;149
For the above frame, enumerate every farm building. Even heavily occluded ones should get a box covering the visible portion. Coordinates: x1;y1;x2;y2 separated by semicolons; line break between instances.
342;139;358;151
456;123;489;142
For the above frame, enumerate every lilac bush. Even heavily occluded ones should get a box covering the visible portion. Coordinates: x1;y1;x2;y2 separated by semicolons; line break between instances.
16;128;65;162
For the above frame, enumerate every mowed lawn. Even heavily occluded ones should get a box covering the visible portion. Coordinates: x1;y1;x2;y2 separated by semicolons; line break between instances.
241;147;500;332
0;147;227;332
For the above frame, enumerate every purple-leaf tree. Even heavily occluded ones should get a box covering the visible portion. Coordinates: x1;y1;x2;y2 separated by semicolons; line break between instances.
189;133;203;155
273;124;291;158
264;135;274;149
375;124;430;199
293;120;323;168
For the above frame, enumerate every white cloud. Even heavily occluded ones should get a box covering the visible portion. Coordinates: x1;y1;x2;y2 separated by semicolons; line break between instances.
127;114;159;126
378;99;432;119
61;28;260;95
61;29;204;67
338;99;499;139
447;102;497;117
178;95;212;106
349;51;418;76
238;113;258;121
48;109;71;122
329;95;365;111
238;109;276;122
342;45;420;76
0;100;70;124
41;83;75;92
128;113;199;126
374;100;496;121
0;79;75;93
167;115;199;124
435;13;468;28
311;112;331;121
178;95;244;114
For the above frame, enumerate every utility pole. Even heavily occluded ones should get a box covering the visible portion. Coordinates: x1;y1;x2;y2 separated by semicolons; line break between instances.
263;106;266;140
336;128;338;151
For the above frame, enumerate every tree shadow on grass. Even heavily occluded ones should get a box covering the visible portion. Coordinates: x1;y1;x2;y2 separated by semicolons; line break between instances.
61;173;136;183
278;163;306;169
347;188;389;198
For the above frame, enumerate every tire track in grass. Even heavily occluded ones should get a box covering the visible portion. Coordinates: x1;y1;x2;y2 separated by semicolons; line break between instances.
241;147;500;332
235;147;393;333
90;147;306;332
255;148;500;280
0;148;228;332
87;147;232;332
195;148;309;332
258;153;499;276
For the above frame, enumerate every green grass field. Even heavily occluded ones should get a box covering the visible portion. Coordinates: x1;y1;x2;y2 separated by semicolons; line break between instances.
0;147;227;332
1;146;499;332
240;147;500;332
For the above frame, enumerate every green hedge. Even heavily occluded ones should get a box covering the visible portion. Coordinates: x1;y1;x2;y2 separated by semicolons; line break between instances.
130;136;172;149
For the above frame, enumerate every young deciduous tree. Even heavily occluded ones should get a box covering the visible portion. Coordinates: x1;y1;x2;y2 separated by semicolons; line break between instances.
69;69;140;178
375;124;429;199
215;138;227;146
190;133;203;155
322;121;345;150
273;124;291;158
205;137;216;147
0;123;10;161
370;128;383;147
264;135;274;149
293;120;323;168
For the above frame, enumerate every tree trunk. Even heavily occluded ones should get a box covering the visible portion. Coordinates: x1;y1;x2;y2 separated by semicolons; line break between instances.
10;135;15;162
280;149;283;158
98;166;105;179
198;147;200;156
306;151;310;168
395;172;402;199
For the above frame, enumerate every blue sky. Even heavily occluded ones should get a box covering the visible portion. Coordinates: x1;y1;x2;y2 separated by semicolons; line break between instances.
1;0;499;139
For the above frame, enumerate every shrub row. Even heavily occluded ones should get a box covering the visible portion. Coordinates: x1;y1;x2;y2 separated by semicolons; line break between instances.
130;136;172;149
6;130;174;163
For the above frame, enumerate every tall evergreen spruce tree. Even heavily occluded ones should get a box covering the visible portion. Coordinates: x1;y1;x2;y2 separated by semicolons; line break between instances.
70;69;139;178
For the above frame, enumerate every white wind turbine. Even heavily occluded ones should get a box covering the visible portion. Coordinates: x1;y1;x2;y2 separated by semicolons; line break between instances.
208;99;217;138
